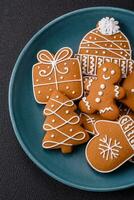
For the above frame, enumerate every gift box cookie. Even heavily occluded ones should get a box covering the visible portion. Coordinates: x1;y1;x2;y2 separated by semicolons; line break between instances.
32;47;83;104
75;17;134;78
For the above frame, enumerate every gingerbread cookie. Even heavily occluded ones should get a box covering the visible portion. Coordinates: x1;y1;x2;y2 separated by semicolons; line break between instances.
75;17;134;78
119;103;134;119
80;113;103;135
79;62;125;120
42;91;89;153
32;47;83;104
85;115;134;173
120;72;134;111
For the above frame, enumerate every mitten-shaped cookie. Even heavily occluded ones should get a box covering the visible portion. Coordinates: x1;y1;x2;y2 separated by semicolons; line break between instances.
85;115;134;173
42;91;89;153
80;113;103;135
120;72;134;111
79;62;125;120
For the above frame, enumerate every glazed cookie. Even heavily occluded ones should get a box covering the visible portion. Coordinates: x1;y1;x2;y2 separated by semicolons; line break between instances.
80;113;103;135
75;17;134;77
79;62;125;120
32;47;83;104
42;91;89;153
120;72;134;111
85;115;134;173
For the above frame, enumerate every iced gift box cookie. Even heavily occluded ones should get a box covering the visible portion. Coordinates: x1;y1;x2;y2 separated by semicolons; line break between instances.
86;115;134;173
121;72;134;111
79;62;125;120
32;47;83;104
42;91;89;153
75;17;134;78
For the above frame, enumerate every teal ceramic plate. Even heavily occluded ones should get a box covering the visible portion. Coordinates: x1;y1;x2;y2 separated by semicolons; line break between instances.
9;7;134;191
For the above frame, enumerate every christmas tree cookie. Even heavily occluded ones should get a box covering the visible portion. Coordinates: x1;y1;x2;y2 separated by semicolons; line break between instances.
42;91;90;153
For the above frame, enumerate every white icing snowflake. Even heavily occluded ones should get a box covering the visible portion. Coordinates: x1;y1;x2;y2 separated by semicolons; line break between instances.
99;135;122;160
98;17;120;35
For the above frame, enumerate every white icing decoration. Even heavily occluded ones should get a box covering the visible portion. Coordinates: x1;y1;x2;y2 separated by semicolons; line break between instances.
38;91;41;94
103;75;110;80
52;119;55;122
46;96;49;99
99;135;122;160
111;70;115;75
98;91;103;96
100;84;106;89
72;91;75;94
98;17;120;35
42;98;86;148
56;95;59;99
99;107;113;114
60;76;63;79
131;89;134;93
82;97;91;110
114;85;120;97
65;110;69;114
103;67;107;72
66;86;69;89
51;134;55;138
95;97;101;103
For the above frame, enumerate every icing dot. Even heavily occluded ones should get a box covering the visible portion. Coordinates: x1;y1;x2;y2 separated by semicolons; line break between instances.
73;74;76;78
125;54;128;57
105;44;107;47
87;44;90;47
65;110;69;114
131;89;134;93
46;96;49;99
95;97;101;103
86;50;89;53
47;66;50;69
72;91;76;94
94;37;97;40
60;76;63;79
49;88;52;91
106;59;110;62
48;77;52;81
73;62;75;65
100;84;106;89
38;90;41;94
103;67;107;72
120;51;123;55
119;36;122;39
66;86;69;90
56;95;59;99
110;44;113;47
51;134;55;138
98;91;103;96
95;51;98;54
51;104;54;108
36;79;39;82
64;63;67;66
89;36;92;39
69;128;73;132
111;70;115;75
52;119;55;123
124;45;126;48
102;51;106;54
114;36;116;39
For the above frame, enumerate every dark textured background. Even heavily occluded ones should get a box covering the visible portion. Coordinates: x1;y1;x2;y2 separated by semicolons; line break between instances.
0;0;134;199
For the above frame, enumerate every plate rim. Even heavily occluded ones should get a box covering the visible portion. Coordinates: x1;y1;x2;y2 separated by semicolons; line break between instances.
8;6;134;192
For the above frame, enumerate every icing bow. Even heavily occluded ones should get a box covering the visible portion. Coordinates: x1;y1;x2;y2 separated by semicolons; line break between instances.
37;47;73;77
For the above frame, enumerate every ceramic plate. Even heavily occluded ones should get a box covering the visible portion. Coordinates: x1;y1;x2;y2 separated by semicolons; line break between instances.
9;7;134;191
